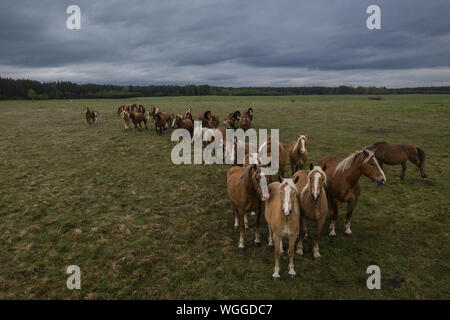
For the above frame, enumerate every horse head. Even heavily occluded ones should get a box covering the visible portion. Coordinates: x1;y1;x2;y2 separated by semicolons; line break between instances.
359;149;386;185
280;178;298;216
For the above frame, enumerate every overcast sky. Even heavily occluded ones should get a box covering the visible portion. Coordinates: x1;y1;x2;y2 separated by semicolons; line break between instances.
0;0;449;87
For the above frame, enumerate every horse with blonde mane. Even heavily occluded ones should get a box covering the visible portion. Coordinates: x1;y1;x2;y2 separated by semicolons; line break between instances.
265;177;300;280
288;133;308;173
292;164;328;259
318;149;386;237
227;164;269;251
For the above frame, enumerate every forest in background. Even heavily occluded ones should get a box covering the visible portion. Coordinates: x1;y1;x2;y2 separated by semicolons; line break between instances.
1;76;449;100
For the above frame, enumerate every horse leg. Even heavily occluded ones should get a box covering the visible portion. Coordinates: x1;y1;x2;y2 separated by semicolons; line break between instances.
237;211;246;251
272;233;281;280
344;199;358;236
267;225;273;247
400;162;406;180
296;216;306;256
233;205;239;229
244;213;249;230
254;205;261;246
288;233;297;278
329;198;339;236
313;215;326;259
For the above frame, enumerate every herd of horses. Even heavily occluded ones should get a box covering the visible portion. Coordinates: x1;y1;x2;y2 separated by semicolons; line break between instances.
85;104;428;280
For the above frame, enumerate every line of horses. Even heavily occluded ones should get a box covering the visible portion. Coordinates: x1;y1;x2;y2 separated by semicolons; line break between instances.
85;104;427;280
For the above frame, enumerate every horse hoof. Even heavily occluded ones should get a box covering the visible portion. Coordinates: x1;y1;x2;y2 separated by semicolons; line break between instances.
329;232;336;237
289;273;296;279
313;253;321;260
254;242;261;247
272;276;280;281
344;232;353;237
296;250;303;256
237;247;246;253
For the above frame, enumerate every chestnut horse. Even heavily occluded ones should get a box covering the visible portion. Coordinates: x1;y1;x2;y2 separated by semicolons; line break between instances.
292;164;328;259
238;114;252;131
318;149;386;237
243;108;254;121
265;178;300;280
365;142;427;180
227;164;269;251
85;107;99;124
288;134;308;174
198;110;212;121
224;111;241;129
172;115;194;135
129;111;148;130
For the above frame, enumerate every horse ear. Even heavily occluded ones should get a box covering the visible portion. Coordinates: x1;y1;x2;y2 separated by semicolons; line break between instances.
310;163;314;170
293;175;300;184
363;149;369;156
278;172;284;181
305;133;309;138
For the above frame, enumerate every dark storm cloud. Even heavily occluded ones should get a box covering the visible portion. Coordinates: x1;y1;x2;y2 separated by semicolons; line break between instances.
0;0;449;86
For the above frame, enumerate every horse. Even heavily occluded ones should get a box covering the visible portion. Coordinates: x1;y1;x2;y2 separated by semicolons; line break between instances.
152;113;167;135
224;111;241;129
122;110;131;129
243;108;254;121
227;164;269;251
182;107;193;120
150;106;160;116
288;134;308;174
258;136;287;181
117;104;135;116
137;105;146;113
172;115;194;135
238;114;252;131
318;149;386;237
292;164;328;259
85;107;99;124
265;178;300;280
198;110;212;121
365;142;427;180
129;111;148;130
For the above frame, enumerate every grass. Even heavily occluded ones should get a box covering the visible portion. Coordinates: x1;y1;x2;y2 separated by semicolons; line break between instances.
0;95;449;299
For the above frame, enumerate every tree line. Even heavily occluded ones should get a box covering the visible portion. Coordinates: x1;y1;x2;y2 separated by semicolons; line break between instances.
0;77;449;100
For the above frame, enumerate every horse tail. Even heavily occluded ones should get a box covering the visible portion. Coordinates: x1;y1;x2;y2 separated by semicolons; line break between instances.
416;147;426;170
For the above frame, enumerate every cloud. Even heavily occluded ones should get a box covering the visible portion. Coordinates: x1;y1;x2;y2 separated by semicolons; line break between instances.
0;0;449;87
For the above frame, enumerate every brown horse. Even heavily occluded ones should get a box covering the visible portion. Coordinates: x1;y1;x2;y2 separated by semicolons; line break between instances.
318;149;386;237
198;110;212;121
122;110;131;129
265;178;300;280
152;113;168;135
288;134;308;174
258;136;287;181
182;108;193;123
365;142;427;180
137;105;146;113
172;115;194;135
239;114;252;131
227;164;269;251
292;164;328;259
243;108;254;121
224;111;241;130
204;115;219;129
85;107;99;124
129;111;148;130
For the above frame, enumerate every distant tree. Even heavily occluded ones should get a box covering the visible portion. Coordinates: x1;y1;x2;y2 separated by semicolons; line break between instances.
27;88;36;101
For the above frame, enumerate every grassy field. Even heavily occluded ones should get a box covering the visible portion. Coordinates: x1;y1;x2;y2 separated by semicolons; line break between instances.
0;95;449;300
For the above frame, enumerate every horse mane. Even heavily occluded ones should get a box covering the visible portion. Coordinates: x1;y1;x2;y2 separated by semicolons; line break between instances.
233;111;241;119
335;149;374;174
301;166;326;197
365;141;387;150
204;111;211;118
280;178;297;192
293;135;307;153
